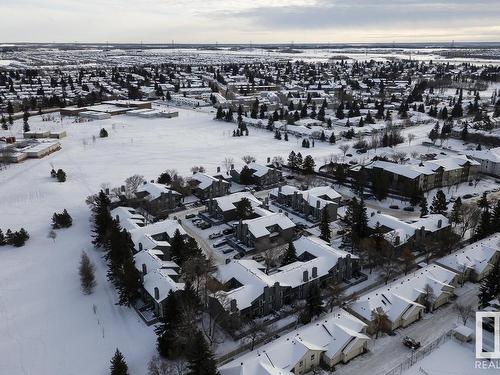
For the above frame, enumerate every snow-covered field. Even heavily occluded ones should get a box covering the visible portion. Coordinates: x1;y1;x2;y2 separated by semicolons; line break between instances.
0;107;347;374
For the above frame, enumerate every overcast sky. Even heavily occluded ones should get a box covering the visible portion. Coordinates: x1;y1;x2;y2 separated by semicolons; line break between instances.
1;0;499;44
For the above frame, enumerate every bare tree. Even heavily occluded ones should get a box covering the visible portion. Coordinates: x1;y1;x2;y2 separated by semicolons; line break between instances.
223;157;234;174
407;133;416;146
124;174;145;198
147;355;186;375
243;320;270;351
191;166;206;174
371;307;392;338
454;302;474;325
421;284;436;312
325;278;345;312
339;144;349;161
262;247;283;274
458;204;481;238
393;151;408;164
242;155;256;164
410;151;419;159
271;156;285;167
48;230;57;242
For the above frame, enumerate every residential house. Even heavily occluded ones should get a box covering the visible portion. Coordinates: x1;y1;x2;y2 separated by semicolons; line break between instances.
270;185;341;221
135;182;183;213
210;236;358;319
347;264;457;334
367;212;450;249
359;156;480;196
207;191;262;222
219;309;369;375
236;212;296;252
134;249;184;318
191;172;230;200
110;206;187;255
231;162;283;187
436;238;500;282
466;147;500;178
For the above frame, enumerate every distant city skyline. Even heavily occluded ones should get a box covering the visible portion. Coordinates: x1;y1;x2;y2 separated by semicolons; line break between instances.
1;0;499;43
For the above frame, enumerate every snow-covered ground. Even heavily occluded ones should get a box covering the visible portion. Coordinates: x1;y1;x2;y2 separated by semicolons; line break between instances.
402;340;498;375
0;107;352;374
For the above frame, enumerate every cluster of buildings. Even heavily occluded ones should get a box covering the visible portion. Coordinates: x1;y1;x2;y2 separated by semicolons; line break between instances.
355;155;481;196
210;236;358;320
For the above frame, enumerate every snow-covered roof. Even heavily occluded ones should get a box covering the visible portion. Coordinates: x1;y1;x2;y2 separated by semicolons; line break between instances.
213;191;262;212
246;162;274;178
350;264;456;322
128;219;186;251
219;309;368;375
466;147;500;163
134;250;184;302
136;182;180;200
215;236;355;310
437;243;499;275
192;172;228;190
368;213;449;244
110;206;146;231
271;185;340;210
243;213;295;238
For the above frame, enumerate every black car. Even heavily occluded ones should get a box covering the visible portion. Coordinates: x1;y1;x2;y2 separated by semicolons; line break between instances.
222;228;234;235
403;206;415;212
402;336;421;349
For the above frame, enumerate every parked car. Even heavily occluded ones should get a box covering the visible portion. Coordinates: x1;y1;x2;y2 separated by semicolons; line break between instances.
403;206;415;212
199;222;212;230
209;232;223;240
463;194;473;199
222;228;234;235
389;205;400;209
356;148;367;154
286;175;294;180
402;336;421;350
222;247;234;255
213;239;228;248
185;213;196;219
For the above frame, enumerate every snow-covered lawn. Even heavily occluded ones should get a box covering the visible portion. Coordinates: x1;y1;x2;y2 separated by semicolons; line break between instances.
402;340;498;375
0;107;349;374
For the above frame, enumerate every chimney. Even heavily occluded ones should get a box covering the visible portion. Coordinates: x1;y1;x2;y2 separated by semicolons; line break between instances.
267;157;271;163
230;299;238;312
105;188;110;195
303;270;309;282
437;219;442;228
217;166;221;173
120;185;125;192
142;264;147;275
231;164;235;170
278;185;282;193
312;267;318;278
154;287;160;300
395;236;400;246
316;201;320;209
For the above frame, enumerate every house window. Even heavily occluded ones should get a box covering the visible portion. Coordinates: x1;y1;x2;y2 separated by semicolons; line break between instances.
311;354;315;361
299;361;303;367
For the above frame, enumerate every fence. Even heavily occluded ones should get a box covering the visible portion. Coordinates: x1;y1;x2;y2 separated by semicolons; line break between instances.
216;320;297;365
383;330;454;375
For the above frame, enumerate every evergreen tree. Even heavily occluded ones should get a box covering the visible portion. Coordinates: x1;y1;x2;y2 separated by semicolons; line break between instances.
420;197;429;217
430;190;447;215
371;170;390;201
475;209;492;240
478;192;490;211
329;132;336;144
117;257;142;306
56;169;66;182
186;330;219;375
478;263;500;308
169;229;186;265
305;284;324;321
319;208;331;243
52;209;73;229
79;251;96;295
281;241;297;266
91;190;112;248
110;349;129;375
287;151;297;168
302;155;315;174
100;128;109;138
296;152;303;167
0;229;5;246
235;197;254;220
156;291;181;358
450;197;462;226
